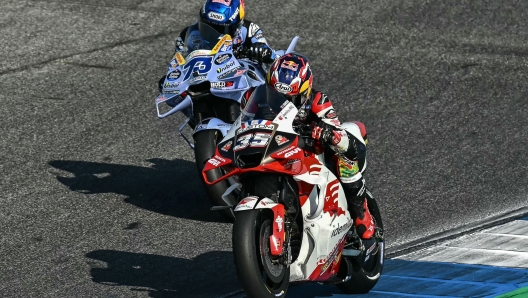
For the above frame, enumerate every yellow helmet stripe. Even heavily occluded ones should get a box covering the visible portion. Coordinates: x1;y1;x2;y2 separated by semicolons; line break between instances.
300;80;311;93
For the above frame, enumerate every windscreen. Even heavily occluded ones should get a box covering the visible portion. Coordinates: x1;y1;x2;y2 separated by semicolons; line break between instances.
197;22;224;46
240;85;289;122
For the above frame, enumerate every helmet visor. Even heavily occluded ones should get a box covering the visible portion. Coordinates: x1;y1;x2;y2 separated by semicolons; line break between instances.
199;20;240;41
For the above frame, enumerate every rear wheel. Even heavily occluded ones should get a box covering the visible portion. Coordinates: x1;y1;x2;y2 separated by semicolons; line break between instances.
337;189;384;294
194;129;235;221
232;209;290;298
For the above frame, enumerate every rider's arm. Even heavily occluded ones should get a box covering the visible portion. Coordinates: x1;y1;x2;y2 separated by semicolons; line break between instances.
239;20;276;63
310;92;351;154
174;27;189;54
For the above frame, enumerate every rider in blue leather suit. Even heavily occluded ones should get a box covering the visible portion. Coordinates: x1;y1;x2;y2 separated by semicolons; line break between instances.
158;0;276;92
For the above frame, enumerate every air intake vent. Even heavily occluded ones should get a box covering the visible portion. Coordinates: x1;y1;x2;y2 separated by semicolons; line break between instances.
237;153;263;169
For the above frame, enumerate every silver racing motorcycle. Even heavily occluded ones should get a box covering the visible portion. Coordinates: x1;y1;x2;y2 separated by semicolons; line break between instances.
155;22;298;220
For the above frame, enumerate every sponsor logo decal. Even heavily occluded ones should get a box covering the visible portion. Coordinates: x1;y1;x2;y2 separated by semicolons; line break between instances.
188;75;207;83
221;141;233;152
214;53;232;65
274;135;289;146
208;158;220;166
249;23;260;37
174;52;186;66
207;11;225;22
287;159;300;165
213;155;226;162
276;145;296;156
156;94;175;103
274;82;292;93
281;60;298;71
182;57;213;80
331;220;353;237
365;242;377;262
318;238;345;275
167;69;181;80
217;60;236;73
278;104;295;120
275;215;283;232
207;155;226;166
238;124;274;134
186;50;212;59
239;197;257;205
229;7;239;21
218;66;240;79
211;81;234;89
164;82;180;88
284;147;301;158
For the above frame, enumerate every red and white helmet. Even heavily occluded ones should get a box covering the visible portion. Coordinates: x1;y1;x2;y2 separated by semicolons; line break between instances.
266;53;313;107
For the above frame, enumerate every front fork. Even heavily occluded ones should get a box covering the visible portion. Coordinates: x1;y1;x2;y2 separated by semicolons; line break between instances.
269;204;286;256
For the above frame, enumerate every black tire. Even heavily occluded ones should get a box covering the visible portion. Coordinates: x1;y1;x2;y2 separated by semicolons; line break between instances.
233;209;290;298
194;129;235;221
337;190;384;294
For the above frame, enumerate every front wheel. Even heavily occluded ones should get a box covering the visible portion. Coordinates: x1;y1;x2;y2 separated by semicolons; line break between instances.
232;210;290;298
194;129;234;221
337;190;384;294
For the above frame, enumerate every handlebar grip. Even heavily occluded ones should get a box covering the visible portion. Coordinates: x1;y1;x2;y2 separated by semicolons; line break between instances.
234;47;250;59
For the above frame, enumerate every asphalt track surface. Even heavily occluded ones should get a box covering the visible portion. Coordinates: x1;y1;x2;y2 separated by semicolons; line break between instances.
1;0;527;297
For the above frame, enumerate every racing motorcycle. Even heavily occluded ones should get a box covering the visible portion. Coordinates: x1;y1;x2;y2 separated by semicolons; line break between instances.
155;23;276;220
202;85;385;297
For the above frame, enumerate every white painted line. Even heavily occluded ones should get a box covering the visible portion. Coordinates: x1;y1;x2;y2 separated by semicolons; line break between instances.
483;232;528;239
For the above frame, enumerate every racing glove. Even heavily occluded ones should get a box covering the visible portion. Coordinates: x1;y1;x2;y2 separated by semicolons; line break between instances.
247;42;273;63
311;121;335;144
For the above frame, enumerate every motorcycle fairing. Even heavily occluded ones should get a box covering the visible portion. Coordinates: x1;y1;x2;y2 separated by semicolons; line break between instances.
234;196;259;211
194;117;232;136
156;34;265;120
155;93;193;118
286;158;352;281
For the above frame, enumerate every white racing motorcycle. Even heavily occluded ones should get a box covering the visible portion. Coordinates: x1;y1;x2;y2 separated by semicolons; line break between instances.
202;85;385;297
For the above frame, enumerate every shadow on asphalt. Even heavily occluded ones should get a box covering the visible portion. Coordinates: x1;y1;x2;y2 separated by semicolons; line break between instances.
48;158;228;223
86;249;240;298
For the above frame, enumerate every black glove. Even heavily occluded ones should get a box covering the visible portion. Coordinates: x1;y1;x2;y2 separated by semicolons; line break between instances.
247;42;273;63
293;122;313;137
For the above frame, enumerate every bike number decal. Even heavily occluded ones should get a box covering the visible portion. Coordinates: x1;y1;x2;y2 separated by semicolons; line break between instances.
182;57;213;80
234;133;272;151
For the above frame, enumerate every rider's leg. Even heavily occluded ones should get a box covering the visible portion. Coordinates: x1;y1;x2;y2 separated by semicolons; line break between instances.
337;122;374;240
337;156;374;240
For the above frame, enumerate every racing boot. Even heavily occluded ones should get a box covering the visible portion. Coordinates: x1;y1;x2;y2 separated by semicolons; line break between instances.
343;181;375;240
349;195;375;240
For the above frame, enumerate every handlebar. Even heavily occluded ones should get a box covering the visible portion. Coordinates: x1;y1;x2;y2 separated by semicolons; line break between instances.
233;44;252;60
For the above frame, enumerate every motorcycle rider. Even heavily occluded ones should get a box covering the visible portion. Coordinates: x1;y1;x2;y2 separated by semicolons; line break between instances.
244;53;375;240
158;0;275;92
